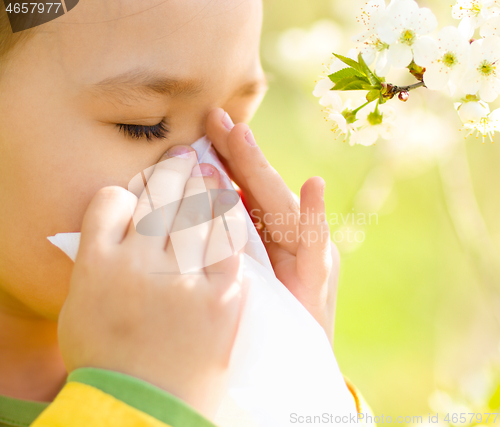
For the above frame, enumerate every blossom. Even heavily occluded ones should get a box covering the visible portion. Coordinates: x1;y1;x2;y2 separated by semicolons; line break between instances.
376;0;438;69
460;36;500;101
352;0;391;76
349;104;399;146
322;99;358;141
456;100;500;141
452;0;500;39
423;26;470;90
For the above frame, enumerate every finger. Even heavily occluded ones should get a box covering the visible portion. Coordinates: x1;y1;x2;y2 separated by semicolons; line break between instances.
226;123;300;252
125;145;197;251
79;186;138;255
295;177;332;286
205;109;268;219
205;108;234;160
205;108;253;197
164;164;220;273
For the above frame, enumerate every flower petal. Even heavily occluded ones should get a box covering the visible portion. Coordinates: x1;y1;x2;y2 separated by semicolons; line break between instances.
479;79;500;101
377;21;400;45
458;101;490;123
460;69;481;95
480;16;500;37
320;91;343;109
488;107;500;121
413;36;439;67
375;49;391;76
313;78;334;97
481;35;500;61
414;8;438;35
389;43;413;68
379;122;399;139
358;126;380;145
362;46;377;65
457;17;475;40
424;63;450;90
391;0;419;28
437;26;464;51
328;113;348;133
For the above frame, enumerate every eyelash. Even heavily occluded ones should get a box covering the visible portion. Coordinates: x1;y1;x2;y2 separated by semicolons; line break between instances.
117;120;169;141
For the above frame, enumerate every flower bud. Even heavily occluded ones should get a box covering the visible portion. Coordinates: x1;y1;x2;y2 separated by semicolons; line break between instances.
398;91;409;102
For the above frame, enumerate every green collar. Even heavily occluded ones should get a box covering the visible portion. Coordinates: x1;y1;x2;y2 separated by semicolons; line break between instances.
0;394;49;427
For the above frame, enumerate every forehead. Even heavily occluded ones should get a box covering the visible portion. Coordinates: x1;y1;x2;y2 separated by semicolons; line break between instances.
37;0;262;88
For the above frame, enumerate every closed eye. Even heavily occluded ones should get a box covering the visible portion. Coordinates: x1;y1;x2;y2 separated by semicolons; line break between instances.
117;120;169;141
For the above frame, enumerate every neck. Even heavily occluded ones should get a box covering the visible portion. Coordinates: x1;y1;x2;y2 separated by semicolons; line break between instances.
0;292;67;402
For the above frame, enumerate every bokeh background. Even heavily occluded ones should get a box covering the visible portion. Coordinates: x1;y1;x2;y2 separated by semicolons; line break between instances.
251;0;500;424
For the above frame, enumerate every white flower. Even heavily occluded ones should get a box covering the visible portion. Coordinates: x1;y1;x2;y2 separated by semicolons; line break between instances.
456;100;500;141
377;0;438;69
423;26;471;90
460;36;500;101
352;0;391;76
452;0;500;39
322;98;357;141
349;104;399;146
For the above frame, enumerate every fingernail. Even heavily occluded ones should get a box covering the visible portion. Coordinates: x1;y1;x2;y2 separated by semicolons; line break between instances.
221;112;234;130
166;145;193;159
219;190;239;205
191;163;215;177
245;130;256;146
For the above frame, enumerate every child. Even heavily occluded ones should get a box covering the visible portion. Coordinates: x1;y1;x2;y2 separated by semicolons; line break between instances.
0;0;371;425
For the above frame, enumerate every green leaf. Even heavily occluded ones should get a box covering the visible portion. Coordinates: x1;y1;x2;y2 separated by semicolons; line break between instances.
358;52;381;86
333;53;366;75
329;67;366;84
366;90;380;102
363;84;382;90
489;382;500;410
333;75;371;91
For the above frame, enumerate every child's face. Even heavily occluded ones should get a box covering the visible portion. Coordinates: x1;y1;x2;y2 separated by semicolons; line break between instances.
0;0;265;320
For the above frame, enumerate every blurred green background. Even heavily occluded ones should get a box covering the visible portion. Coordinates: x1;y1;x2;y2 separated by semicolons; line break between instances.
251;0;500;423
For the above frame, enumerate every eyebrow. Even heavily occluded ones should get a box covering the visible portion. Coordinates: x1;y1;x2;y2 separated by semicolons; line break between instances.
88;69;268;105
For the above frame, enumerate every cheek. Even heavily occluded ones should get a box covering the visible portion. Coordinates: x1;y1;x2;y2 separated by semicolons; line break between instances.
0;108;170;320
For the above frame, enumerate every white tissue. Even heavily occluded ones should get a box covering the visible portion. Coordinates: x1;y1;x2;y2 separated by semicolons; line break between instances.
47;136;357;426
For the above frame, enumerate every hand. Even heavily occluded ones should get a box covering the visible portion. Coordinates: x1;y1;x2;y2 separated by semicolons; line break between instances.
58;145;247;418
206;109;339;344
